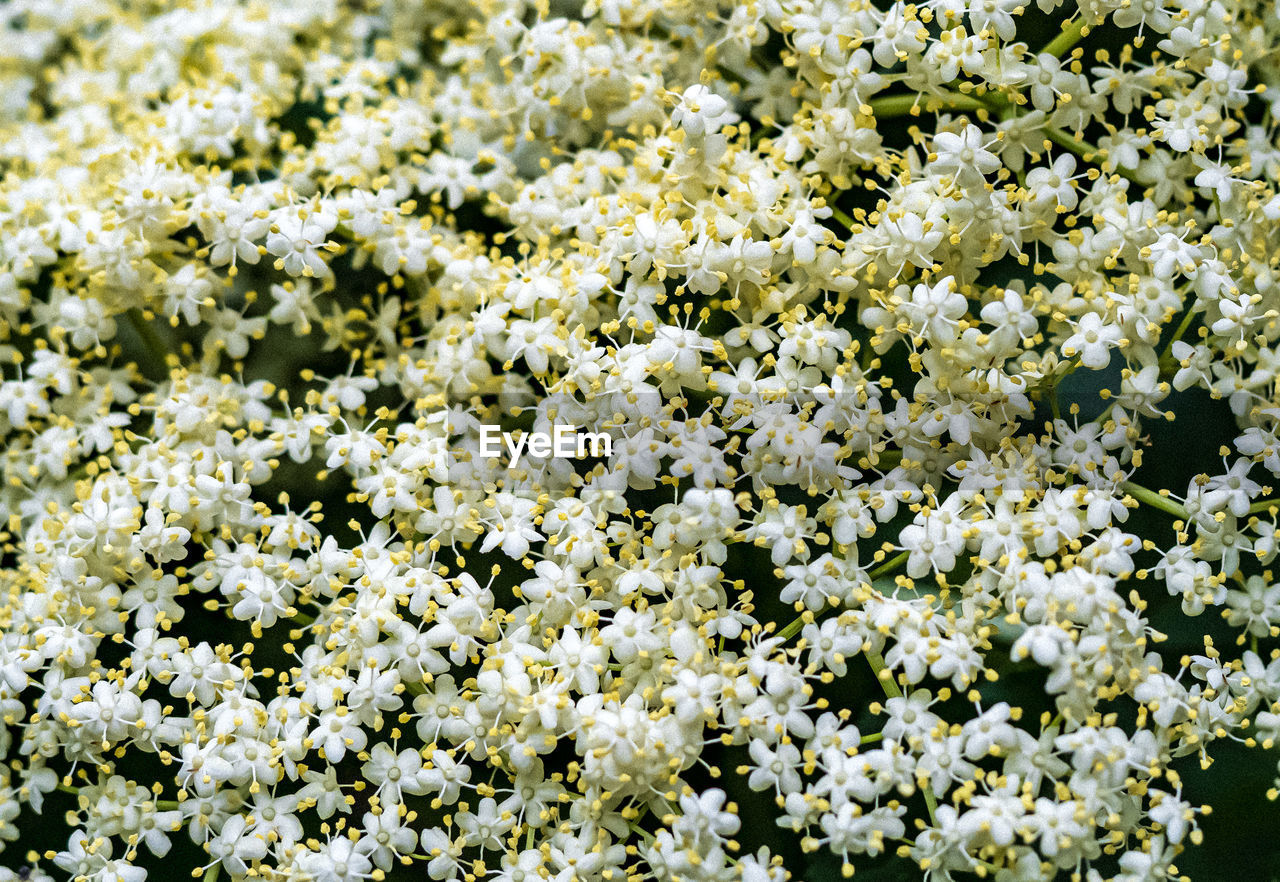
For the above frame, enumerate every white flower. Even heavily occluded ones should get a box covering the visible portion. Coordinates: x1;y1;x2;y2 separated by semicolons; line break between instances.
671;84;738;138
931;124;1001;181
1062;312;1122;369
2;0;1278;877
266;206;337;280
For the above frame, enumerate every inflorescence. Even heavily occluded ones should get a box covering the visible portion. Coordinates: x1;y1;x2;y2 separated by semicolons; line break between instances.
3;0;1280;880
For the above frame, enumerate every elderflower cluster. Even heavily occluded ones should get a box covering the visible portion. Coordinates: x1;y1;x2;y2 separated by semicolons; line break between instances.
6;0;1280;880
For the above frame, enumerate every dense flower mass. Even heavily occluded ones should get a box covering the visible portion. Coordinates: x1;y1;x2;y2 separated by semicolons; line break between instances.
6;0;1280;879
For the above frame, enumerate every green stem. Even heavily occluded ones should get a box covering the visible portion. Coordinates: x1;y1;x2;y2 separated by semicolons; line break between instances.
126;308;171;373
1094;396;1118;426
1120;481;1188;519
1160;300;1199;365
872;448;903;469
865;649;902;700
776;549;910;642
864;75;1145;192
1042;17;1087;58
771;536;939;825
204;863;221;882
1249;498;1280;515
829;206;855;230
776;612;815;644
1042;125;1142;184
869;549;910;580
866;91;992;119
866;649;939;825
58;780;181;812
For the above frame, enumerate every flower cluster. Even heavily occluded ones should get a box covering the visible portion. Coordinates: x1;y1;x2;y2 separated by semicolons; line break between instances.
3;0;1280;880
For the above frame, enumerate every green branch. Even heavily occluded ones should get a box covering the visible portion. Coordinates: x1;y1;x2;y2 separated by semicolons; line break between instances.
866;90;994;119
863;84;1144;186
776;549;910;642
1249;498;1280;515
1120;481;1188;519
1042;125;1142;184
1159;300;1200;366
126;308;171;374
1041;17;1088;58
866;648;940;825
830;206;856;230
